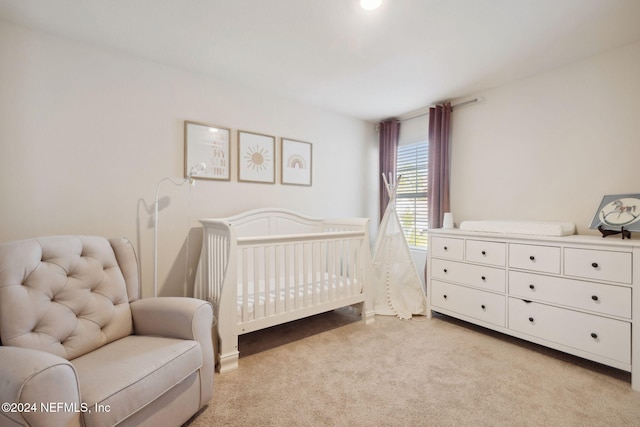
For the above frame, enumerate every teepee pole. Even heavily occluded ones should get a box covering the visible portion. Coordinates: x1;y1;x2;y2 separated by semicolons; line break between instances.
381;173;401;201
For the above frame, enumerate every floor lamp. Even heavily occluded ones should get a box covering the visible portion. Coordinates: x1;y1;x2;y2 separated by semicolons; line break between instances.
153;162;206;297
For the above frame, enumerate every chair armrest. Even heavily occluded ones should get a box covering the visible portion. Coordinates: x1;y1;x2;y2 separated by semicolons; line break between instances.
130;297;215;340
130;297;215;405
0;346;82;427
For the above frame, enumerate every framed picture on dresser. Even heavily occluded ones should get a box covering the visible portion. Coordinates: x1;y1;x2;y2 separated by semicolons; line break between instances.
589;193;640;233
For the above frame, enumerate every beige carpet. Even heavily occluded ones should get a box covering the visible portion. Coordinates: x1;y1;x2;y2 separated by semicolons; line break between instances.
185;308;640;427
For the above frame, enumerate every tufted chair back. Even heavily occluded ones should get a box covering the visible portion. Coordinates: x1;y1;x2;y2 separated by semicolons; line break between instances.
0;236;140;360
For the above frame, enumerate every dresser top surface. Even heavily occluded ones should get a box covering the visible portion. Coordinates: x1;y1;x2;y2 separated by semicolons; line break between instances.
428;228;640;249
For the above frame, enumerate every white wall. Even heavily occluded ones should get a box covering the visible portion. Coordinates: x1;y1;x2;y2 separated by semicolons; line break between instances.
450;40;640;236
0;21;378;298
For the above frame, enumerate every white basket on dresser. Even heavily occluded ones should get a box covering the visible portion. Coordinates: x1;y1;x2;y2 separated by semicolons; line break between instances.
426;226;640;391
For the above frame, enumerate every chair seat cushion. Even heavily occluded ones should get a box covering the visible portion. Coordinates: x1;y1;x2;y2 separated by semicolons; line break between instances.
71;335;202;426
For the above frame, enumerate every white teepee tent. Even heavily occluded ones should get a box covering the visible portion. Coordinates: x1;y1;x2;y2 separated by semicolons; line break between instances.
372;174;428;319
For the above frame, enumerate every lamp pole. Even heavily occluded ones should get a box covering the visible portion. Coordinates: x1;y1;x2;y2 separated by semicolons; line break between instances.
153;163;206;297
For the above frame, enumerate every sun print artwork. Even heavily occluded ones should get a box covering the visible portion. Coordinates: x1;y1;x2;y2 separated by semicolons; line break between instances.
244;145;271;171
238;131;275;183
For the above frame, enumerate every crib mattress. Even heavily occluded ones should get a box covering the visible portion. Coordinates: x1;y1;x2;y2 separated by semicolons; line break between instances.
237;274;358;322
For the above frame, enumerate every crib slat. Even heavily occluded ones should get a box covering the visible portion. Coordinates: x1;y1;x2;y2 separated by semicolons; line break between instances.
241;247;249;323
217;234;228;300
329;240;335;299
350;239;355;292
343;239;349;294
304;242;311;307
338;239;345;292
322;240;336;301
322;240;329;303
206;233;215;301
311;242;327;302
212;234;219;300
353;237;362;293
296;243;301;308
299;242;304;309
344;239;351;294
284;243;290;311
264;245;271;318
274;244;281;315
253;246;260;321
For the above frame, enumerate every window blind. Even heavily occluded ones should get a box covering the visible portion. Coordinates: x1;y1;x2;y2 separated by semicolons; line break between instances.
396;141;428;248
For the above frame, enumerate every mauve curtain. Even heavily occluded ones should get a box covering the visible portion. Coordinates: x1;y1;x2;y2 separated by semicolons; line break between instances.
378;119;400;222
428;103;452;229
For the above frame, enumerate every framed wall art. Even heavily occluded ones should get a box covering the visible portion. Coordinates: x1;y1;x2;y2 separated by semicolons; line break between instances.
281;138;312;186
238;130;275;184
589;193;640;238
184;121;231;181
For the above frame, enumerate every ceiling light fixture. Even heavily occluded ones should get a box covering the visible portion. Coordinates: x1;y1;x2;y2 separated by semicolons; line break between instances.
360;0;381;11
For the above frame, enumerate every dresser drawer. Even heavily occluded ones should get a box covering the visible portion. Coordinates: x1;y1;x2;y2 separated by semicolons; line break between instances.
430;237;464;260
564;248;632;284
465;240;506;267
432;280;506;327
431;258;506;292
508;243;560;274
509;271;631;318
508;298;630;364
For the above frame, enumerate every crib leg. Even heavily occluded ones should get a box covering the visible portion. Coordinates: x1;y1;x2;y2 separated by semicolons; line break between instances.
353;302;375;325
216;325;240;373
362;305;375;325
218;350;240;373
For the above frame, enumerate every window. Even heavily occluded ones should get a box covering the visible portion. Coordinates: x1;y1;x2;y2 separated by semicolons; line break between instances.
396;141;428;248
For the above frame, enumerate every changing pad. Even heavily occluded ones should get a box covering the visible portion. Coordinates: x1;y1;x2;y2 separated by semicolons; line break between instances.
458;220;576;237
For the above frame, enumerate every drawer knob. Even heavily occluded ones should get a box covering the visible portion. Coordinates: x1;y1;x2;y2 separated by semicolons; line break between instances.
481;250;486;256
529;255;535;261
591;295;599;301
528;317;534;323
443;268;448;273
444;246;448;251
443;294;448;300
481;304;486;310
590;332;598;339
481;276;486;281
529;284;535;290
591;262;599;268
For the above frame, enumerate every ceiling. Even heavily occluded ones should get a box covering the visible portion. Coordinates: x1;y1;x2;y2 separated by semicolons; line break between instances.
1;0;640;122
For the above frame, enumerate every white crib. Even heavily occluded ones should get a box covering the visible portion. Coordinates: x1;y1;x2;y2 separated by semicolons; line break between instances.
194;208;375;372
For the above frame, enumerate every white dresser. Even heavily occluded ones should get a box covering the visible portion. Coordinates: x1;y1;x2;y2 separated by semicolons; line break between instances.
426;229;640;391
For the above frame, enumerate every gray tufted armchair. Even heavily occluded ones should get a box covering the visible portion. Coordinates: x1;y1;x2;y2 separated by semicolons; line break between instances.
0;236;214;427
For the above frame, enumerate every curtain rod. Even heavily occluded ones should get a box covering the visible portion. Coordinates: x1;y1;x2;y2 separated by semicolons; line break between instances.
397;97;482;122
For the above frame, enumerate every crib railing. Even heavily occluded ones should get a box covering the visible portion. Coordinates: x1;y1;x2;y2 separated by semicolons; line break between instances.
236;231;366;326
194;221;233;312
196;227;369;315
